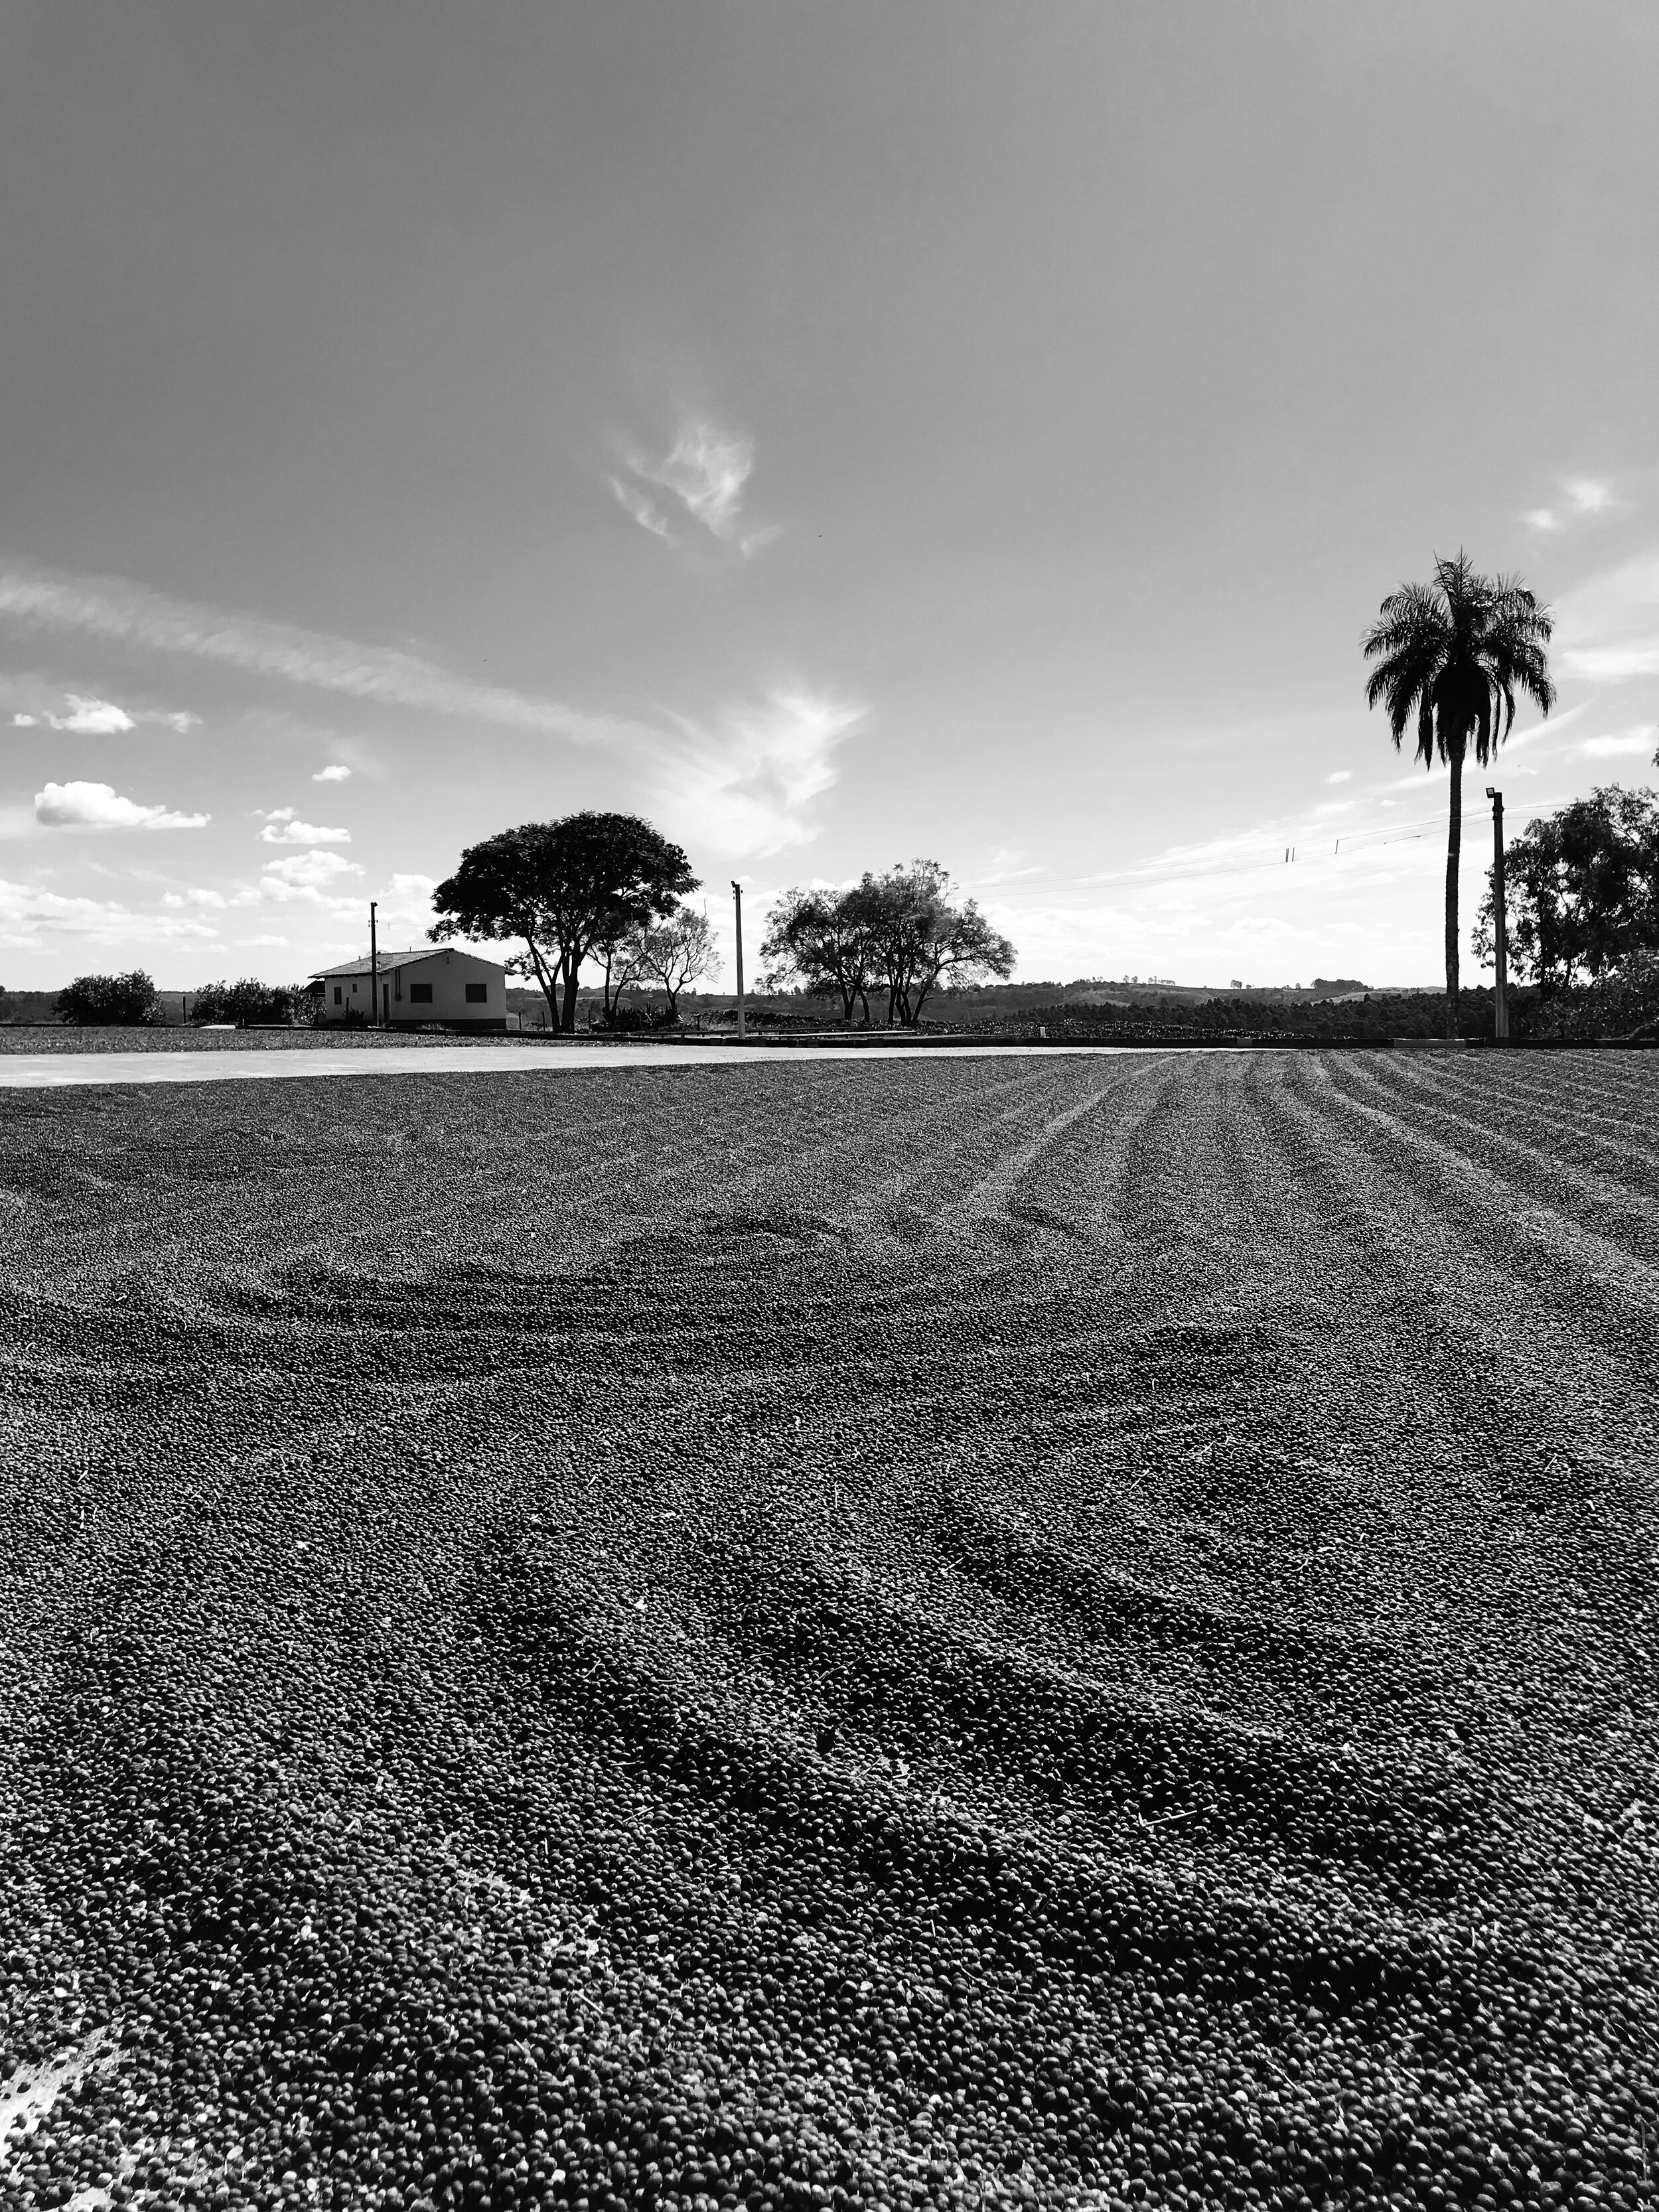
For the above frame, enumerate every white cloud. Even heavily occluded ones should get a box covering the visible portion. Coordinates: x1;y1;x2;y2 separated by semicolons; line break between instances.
313;763;352;782
257;849;364;913
388;871;438;898
1530;477;1619;537
609;476;676;542
0;559;640;742
48;695;135;734
1525;478;1616;537
1555;552;1659;685
261;848;360;891
259;814;352;846
655;688;865;858
161;884;259;911
3;683;198;734
1579;727;1657;759
613;417;778;556
237;934;289;946
1563;645;1659;683
1325;769;1353;784
35;780;210;831
1565;477;1613;515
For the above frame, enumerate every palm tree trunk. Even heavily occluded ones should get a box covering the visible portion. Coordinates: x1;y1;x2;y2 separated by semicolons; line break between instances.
1444;736;1465;1039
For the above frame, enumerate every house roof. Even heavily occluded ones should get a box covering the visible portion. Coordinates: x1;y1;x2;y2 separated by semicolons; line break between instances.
309;947;502;980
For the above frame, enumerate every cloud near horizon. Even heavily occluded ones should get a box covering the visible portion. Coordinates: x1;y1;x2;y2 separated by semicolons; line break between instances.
0;560;640;743
35;780;210;831
0;875;216;951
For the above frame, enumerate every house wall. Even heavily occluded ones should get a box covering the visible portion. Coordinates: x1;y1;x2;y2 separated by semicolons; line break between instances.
318;950;508;1031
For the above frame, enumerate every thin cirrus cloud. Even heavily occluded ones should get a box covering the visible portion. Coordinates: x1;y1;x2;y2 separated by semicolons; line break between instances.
259;806;351;847
35;780;209;831
0;559;640;743
610;418;779;557
654;688;866;859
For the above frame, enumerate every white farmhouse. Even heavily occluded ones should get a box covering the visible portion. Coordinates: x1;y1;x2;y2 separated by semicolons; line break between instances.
310;946;511;1032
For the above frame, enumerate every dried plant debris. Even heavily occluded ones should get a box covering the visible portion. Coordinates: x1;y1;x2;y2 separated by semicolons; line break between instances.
1;1051;1656;2212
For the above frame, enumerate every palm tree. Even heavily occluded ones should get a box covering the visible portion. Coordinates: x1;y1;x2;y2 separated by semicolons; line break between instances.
1362;551;1555;1037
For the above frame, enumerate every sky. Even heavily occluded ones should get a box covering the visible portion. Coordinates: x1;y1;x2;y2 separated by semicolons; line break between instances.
1;1;1656;994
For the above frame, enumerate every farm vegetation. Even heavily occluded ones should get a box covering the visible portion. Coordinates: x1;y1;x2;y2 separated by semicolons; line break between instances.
761;863;1015;1027
1475;782;1659;993
51;970;161;1026
188;978;315;1028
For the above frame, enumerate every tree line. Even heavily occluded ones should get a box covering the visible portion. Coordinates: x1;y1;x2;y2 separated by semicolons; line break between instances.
429;814;1017;1031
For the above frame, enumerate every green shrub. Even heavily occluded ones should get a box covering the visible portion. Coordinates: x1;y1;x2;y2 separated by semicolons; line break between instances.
54;971;160;1025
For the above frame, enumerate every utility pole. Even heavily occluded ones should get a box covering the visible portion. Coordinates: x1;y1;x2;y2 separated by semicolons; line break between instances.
731;881;745;1041
1486;788;1508;1043
369;899;380;1031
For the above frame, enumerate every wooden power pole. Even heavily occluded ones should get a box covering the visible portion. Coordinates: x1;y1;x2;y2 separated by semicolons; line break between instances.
732;880;745;1041
369;899;380;1031
1486;788;1508;1043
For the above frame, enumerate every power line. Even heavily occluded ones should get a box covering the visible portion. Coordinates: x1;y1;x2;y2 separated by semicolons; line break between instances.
1079;807;1494;893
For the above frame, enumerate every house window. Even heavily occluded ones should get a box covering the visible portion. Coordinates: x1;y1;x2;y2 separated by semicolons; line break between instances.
465;982;488;1003
332;986;342;1006
409;984;433;1004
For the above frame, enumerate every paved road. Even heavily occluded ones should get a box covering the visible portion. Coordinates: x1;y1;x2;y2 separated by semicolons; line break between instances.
0;1041;1214;1087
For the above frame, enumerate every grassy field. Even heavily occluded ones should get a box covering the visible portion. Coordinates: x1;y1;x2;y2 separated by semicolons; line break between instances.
1;1053;1655;2212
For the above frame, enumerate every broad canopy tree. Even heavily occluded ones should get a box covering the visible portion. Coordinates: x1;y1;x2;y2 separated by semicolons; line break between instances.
429;812;697;1033
760;885;882;1023
1362;551;1555;1036
763;861;1015;1027
1475;778;1659;992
